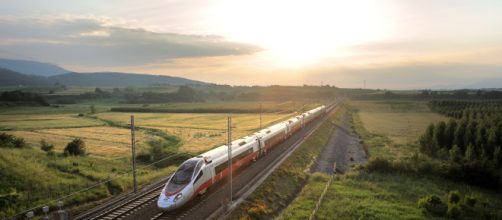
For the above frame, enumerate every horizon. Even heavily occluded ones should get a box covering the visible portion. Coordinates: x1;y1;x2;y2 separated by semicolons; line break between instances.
1;0;501;89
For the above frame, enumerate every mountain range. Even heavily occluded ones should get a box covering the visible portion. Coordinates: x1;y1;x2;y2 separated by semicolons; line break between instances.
0;59;206;87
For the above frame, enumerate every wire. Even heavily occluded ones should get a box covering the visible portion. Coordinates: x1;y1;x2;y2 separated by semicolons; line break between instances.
8;152;188;219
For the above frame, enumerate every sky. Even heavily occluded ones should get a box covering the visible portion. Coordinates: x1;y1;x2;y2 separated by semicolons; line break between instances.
0;0;501;89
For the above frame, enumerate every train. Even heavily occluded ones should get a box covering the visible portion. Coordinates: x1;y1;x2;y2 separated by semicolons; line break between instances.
157;105;327;211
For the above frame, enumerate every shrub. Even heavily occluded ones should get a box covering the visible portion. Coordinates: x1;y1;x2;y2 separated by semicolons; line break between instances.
0;133;27;148
417;194;447;216
464;195;477;207
447;204;462;219
448;190;461;204
365;157;393;173
106;180;123;195
64;138;86;156
40;139;54;152
11;138;26;148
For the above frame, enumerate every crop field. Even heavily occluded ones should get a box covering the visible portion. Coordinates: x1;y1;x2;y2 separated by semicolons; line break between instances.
96;112;293;152
0;100;317;218
0;114;105;130
7;127;157;157
350;101;446;145
120;101;314;112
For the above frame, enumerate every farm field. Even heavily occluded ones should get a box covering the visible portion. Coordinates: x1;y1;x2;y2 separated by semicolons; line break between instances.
96;112;293;153
0;100;313;218
6;126;157;157
350;100;446;145
0;114;104;130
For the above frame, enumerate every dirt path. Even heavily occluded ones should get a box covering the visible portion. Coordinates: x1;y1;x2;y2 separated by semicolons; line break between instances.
311;111;367;174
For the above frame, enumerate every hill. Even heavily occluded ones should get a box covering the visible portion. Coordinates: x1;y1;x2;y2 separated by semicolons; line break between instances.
48;72;205;86
0;59;69;76
0;68;50;86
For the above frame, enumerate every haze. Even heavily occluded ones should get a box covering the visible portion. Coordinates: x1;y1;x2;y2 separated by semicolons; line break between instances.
1;0;501;89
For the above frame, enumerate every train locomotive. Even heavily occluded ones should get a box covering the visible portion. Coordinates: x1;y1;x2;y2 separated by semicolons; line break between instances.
157;105;327;211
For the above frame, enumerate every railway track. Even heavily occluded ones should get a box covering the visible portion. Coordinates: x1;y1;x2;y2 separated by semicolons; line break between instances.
77;101;340;220
74;176;170;220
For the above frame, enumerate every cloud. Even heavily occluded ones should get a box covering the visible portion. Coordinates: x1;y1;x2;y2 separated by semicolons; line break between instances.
309;63;502;89
0;16;261;66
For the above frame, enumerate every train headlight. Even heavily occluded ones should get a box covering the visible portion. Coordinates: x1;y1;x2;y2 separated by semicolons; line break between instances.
173;193;182;202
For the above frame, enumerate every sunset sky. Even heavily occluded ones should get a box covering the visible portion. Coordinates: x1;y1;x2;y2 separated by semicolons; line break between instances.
1;0;501;89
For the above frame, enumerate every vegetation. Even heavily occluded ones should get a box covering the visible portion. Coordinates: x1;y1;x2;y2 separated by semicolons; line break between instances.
309;100;502;219
231;106;340;219
0;90;48;106
64;138;86;156
419;100;502;188
0;133;27;148
39;139;54;153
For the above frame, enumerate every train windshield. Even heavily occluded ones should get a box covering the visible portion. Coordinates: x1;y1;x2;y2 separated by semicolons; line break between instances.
166;159;202;194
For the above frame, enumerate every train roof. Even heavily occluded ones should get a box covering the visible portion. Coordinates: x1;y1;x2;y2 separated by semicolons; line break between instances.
199;135;257;163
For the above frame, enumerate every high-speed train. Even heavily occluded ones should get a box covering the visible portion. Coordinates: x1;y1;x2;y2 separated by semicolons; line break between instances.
157;105;327;211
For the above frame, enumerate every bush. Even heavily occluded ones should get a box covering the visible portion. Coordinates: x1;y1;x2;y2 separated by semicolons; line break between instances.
417;194;447;216
464;195;477;207
64;138;86;156
447;204;462;219
0;133;26;148
365;157;393;173
40;139;54;152
106;180;123;195
448;190;461;204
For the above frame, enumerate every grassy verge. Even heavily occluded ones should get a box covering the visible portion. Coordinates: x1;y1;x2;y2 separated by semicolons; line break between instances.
230;107;340;219
311;100;502;219
276;173;331;219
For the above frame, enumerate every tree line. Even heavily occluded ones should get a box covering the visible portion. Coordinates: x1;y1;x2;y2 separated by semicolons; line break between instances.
420;100;502;165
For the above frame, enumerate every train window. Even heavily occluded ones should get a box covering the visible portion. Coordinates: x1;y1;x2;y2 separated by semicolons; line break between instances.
171;159;198;185
194;171;203;183
215;162;227;174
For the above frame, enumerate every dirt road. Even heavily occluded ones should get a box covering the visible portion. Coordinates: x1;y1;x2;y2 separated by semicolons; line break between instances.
311;111;367;174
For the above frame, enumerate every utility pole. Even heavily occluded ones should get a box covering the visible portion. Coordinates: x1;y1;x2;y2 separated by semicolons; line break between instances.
259;102;262;130
131;115;137;193
227;116;233;207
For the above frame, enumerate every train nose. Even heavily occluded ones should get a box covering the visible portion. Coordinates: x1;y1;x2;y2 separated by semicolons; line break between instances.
157;194;177;211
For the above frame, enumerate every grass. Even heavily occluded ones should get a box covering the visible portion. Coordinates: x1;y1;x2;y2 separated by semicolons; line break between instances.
230;106;341;219
315;172;502;219
0;146;177;218
0;100;308;218
0;114;104;130
6;126;159;157
96;112;293;153
350;100;446;145
277;173;331;220
308;100;502;219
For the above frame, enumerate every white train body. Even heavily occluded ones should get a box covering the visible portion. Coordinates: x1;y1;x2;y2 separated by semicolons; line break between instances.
158;105;326;211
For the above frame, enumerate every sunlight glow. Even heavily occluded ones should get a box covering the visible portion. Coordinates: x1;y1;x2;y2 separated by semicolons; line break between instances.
210;0;395;67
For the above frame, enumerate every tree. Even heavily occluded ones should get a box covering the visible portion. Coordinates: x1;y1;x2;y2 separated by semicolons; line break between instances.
420;123;437;155
449;145;462;163
176;86;196;102
90;104;96;114
64;138;86;156
494;146;501;167
486;128;497;157
435;121;446;148
444;119;457;149
465;143;475;162
454;121;467;151
40;139;54;152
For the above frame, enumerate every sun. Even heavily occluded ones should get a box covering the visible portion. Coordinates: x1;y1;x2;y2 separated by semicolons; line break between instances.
210;0;395;68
